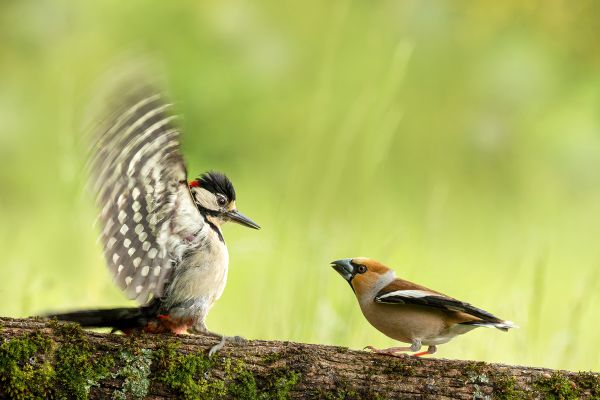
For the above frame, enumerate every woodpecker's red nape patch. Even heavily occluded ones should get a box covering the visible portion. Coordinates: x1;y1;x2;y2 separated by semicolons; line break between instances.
189;180;200;188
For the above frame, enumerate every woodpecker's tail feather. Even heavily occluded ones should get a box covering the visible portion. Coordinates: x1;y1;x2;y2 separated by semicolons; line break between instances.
45;301;161;332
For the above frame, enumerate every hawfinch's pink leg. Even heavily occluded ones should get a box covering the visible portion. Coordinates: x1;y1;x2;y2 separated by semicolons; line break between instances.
365;346;413;354
365;340;423;357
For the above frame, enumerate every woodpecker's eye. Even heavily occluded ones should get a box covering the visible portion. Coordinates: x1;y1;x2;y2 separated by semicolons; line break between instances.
217;196;227;207
357;265;367;274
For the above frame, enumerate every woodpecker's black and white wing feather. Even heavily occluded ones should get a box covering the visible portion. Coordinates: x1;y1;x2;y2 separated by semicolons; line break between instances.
89;87;204;303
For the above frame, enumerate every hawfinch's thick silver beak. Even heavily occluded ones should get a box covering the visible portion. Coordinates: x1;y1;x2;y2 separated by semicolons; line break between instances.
331;259;355;282
227;210;260;229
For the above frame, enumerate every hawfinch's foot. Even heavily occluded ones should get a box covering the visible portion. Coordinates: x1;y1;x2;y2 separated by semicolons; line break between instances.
413;345;437;357
364;340;427;357
364;346;412;357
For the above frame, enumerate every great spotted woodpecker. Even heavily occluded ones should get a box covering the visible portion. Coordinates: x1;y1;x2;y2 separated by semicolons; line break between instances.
48;83;259;354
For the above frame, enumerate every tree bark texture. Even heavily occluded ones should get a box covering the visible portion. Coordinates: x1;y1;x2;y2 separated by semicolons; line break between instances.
0;317;598;399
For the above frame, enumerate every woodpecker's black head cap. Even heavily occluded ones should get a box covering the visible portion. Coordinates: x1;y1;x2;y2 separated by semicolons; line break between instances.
195;171;236;202
189;171;259;230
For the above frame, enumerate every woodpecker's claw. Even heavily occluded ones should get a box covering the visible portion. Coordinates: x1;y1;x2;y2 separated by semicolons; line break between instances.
188;324;210;336
184;323;246;356
208;336;226;357
207;335;247;357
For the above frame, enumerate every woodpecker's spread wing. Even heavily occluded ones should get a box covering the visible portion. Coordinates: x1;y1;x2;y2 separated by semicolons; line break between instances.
89;87;204;303
374;279;503;323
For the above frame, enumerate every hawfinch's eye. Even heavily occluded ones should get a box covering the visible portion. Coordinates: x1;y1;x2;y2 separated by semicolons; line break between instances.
217;196;227;206
357;265;367;274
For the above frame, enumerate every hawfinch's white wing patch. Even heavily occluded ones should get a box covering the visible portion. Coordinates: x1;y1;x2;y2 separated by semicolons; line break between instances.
377;290;433;300
375;288;503;323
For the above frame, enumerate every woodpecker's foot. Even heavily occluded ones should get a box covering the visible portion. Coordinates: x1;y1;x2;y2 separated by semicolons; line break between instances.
188;325;246;342
208;336;226;357
228;335;246;344
145;314;192;334
186;324;246;356
189;324;217;337
208;335;247;357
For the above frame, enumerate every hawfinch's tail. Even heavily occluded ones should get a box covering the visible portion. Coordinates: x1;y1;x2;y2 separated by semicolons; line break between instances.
460;320;518;332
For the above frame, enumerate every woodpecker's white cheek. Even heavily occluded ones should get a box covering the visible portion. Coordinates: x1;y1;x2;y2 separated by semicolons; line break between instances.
192;187;220;211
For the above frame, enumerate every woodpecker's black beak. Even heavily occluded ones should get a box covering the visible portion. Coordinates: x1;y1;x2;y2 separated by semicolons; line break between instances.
227;210;260;229
331;259;356;282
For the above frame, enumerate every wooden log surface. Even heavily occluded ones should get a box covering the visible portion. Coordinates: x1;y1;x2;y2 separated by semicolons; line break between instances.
0;317;598;399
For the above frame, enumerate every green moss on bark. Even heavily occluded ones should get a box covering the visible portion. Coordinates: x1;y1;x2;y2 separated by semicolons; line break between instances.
111;348;153;400
532;371;600;400
153;341;300;400
51;322;115;399
0;331;55;399
534;371;581;400
0;325;302;400
573;372;600;399
153;341;226;399
2;321;598;400
224;358;300;400
489;371;527;400
0;323;115;400
261;351;283;364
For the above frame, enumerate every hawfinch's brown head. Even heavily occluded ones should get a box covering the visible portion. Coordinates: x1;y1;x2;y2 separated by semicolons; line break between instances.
331;258;392;294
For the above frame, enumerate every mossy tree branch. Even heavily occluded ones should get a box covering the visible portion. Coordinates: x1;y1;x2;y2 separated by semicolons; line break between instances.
0;317;598;399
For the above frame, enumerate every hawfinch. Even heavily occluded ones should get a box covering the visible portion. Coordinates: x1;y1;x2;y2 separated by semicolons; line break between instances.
331;258;516;356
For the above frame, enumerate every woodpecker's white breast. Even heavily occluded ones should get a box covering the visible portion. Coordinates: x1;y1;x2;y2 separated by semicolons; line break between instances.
163;223;229;318
186;227;229;304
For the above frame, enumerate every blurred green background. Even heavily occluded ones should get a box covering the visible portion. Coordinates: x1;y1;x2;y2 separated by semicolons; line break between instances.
1;0;600;371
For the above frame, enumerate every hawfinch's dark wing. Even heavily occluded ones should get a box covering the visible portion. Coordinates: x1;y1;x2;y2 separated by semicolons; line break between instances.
374;279;503;323
89;86;204;304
